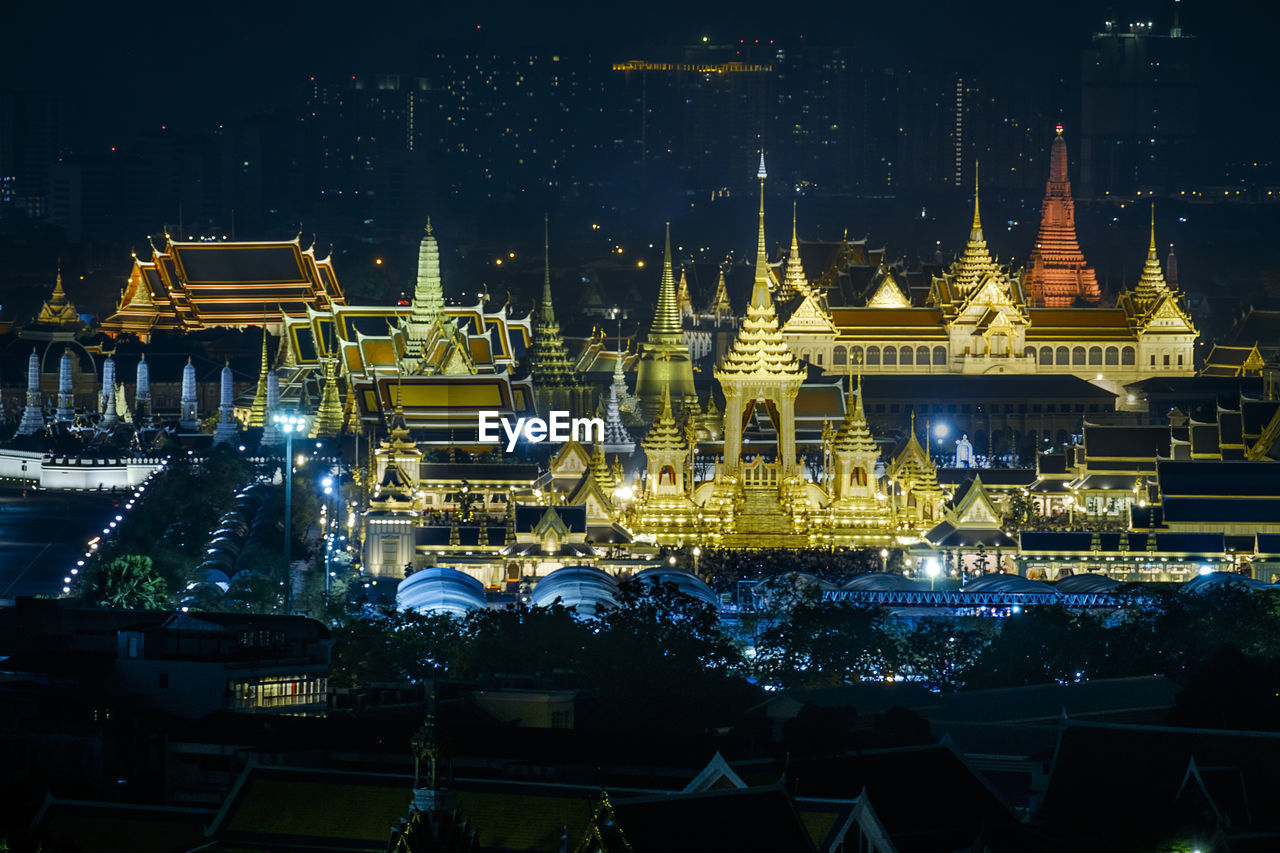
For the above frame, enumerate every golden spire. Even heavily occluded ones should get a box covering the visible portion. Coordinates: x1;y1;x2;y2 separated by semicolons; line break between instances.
36;259;82;328
529;215;580;389
783;200;810;297
312;356;344;438
641;382;687;453
675;267;693;317
752;152;771;306
947;160;1000;294
832;372;878;455
709;265;733;318
248;327;270;428
648;222;683;340
1133;203;1172;305
715;160;804;380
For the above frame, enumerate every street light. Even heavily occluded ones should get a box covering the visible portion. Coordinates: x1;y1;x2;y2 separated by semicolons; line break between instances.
272;411;309;614
925;557;941;591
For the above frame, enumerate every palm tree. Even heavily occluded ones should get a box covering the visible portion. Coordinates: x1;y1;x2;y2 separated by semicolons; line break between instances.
87;555;169;610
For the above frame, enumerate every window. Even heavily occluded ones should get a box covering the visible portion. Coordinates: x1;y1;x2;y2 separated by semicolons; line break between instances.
1040;346;1053;365
917;346;930;365
884;347;897;365
1151;355;1156;366
900;346;913;365
1105;346;1119;365
890;404;900;413
816;353;823;365
1163;354;1170;366
1177;354;1183;366
1032;404;1042;412
1122;347;1136;365
867;346;880;365
933;346;947;365
1089;347;1102;365
1073;346;1086;365
833;346;847;365
1056;346;1069;365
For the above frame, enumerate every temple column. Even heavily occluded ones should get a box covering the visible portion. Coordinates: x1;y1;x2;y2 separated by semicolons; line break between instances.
17;349;45;436
722;388;745;470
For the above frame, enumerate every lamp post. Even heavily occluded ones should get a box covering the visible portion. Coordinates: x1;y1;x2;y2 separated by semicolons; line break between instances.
925;557;941;591
273;411;308;614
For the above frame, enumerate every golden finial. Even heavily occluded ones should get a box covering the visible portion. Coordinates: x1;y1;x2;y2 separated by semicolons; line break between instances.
1148;203;1157;255
425;217;433;235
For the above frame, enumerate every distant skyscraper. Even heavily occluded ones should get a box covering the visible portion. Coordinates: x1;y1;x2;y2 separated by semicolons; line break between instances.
1025;126;1100;307
1080;18;1199;196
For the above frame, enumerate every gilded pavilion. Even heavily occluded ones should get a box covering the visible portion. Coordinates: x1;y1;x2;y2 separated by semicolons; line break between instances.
103;235;344;340
628;160;946;549
276;222;536;436
780;159;1198;395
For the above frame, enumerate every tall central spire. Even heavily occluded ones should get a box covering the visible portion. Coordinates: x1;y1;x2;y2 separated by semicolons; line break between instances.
634;221;696;419
947;160;1000;295
782;200;810;299
411;219;445;328
648;222;683;342
529;215;589;416
752;152;771;307
1133;204;1171;308
1025;126;1100;306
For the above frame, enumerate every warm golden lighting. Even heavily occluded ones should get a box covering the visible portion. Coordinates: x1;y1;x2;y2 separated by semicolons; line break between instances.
374;258;383;265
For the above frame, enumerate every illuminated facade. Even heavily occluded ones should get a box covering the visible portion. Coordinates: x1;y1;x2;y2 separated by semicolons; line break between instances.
781;183;1197;392
102;236;344;340
278;222;535;437
629;162;937;549
634;224;697;418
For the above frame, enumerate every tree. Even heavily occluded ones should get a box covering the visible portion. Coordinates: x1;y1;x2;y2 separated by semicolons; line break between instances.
902;617;995;691
755;602;900;689
85;555;169;610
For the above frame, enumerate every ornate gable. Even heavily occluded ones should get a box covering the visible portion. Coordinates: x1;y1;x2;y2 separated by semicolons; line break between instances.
781;292;835;335
866;271;911;308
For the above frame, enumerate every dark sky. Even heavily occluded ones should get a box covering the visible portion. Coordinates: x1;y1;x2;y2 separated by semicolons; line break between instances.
3;0;1278;152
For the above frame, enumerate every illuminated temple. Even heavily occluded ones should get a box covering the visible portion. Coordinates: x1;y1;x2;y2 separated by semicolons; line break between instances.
628;160;942;549
277;222;535;436
780;169;1197;392
102;235;344;340
1024;126;1101;307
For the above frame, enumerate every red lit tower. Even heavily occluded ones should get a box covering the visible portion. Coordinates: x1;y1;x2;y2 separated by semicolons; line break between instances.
1025;126;1101;306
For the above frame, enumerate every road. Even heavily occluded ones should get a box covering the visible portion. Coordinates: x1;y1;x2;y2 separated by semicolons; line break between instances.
0;485;125;604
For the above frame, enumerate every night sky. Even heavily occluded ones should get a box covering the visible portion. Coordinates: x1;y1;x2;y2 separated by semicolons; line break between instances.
4;0;1278;154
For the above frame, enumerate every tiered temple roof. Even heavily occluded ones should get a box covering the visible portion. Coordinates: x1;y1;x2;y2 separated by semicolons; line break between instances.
1024;127;1101;307
34;264;83;329
715;167;803;382
103;235;344;339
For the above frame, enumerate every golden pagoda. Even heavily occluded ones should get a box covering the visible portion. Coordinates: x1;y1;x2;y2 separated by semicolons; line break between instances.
530;216;592;417
629;158;908;549
34;263;83;329
707;265;734;323
248;329;271;428
779;201;812;300
312;356;344;438
631;383;701;544
886;413;948;530
634;223;697;419
676;268;694;319
821;374;894;543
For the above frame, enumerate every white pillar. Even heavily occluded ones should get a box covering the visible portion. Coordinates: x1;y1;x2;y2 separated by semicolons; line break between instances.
16;349;45;435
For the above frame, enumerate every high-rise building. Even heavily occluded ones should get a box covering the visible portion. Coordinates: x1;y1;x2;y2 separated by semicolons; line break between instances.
1080;17;1199;196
